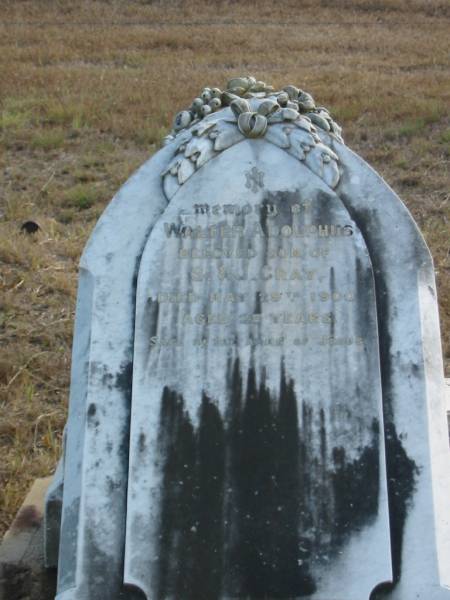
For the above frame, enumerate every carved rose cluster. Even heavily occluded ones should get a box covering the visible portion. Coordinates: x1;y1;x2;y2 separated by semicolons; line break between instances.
166;76;343;143
161;76;344;200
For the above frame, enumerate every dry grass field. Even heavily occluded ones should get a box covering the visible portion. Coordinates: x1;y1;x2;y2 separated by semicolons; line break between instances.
0;0;449;535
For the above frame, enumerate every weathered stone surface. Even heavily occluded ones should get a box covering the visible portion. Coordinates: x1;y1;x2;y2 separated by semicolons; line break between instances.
46;79;450;600
323;139;450;599
49;147;172;600
125;141;392;599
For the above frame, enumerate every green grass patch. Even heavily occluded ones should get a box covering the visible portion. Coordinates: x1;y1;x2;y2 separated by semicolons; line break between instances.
393;157;409;169
64;185;102;210
81;155;106;169
417;100;446;125
134;124;168;148
0;98;35;131
92;141;117;156
0;110;29;130
440;129;450;144
397;107;445;138
333;101;365;123
43;101;86;129
383;127;398;142
397;118;427;138
31;129;65;150
0;96;89;138
73;168;98;183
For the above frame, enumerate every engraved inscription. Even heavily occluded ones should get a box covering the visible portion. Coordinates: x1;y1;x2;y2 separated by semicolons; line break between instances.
149;335;365;349
188;202;312;216
189;265;317;282
151;193;367;350
164;223;353;238
178;245;331;260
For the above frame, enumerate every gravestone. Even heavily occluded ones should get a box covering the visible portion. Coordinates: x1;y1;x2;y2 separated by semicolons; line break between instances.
44;77;450;600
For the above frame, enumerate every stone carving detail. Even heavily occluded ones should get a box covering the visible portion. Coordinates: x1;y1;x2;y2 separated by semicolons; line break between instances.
161;77;344;200
245;166;265;193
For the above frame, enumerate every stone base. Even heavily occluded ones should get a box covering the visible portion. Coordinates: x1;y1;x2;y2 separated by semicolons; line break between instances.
0;478;56;600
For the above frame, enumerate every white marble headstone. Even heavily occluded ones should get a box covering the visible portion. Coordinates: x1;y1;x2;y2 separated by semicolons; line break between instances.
45;77;450;600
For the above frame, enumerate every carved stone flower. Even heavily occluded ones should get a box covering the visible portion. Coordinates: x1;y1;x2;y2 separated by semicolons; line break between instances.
229;98;278;138
161;77;344;199
226;76;274;98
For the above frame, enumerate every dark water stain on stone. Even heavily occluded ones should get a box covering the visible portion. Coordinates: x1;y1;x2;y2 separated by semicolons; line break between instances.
112;354;138;598
331;418;380;545
155;359;382;599
101;369;114;390
138;432;146;453
156;387;225;600
89;362;115;391
114;354;135;465
329;267;336;337
115;361;133;399
226;362;316;598
355;257;374;335
147;299;159;340
336;199;420;589
106;476;122;493
370;423;419;598
86;402;99;429
83;526;124;600
254;292;262;315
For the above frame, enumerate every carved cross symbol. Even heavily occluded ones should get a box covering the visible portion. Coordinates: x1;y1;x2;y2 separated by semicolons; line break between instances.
245;166;265;193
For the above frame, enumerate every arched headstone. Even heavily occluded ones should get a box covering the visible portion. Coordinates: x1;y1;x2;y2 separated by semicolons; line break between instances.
45;77;450;600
